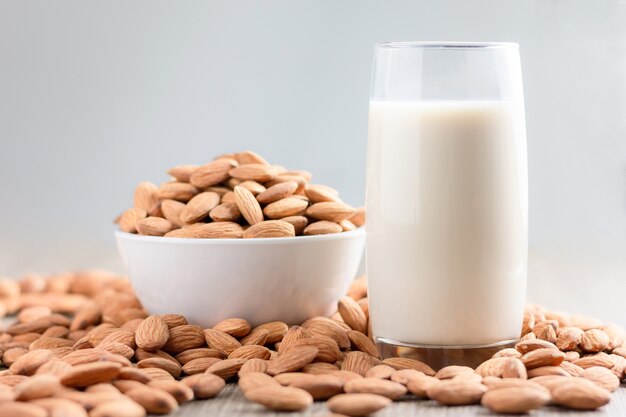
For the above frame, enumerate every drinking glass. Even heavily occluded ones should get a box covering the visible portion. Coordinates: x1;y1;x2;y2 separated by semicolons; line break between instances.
366;42;528;355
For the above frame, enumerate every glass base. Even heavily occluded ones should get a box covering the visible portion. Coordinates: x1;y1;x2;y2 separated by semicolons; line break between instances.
375;337;518;370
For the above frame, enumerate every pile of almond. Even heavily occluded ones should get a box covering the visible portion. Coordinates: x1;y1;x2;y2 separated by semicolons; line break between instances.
115;150;365;238
0;271;623;417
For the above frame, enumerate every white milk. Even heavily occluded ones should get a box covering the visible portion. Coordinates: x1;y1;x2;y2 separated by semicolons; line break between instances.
366;100;528;347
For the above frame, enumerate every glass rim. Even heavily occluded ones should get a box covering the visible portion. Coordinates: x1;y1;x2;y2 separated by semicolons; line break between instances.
376;41;519;50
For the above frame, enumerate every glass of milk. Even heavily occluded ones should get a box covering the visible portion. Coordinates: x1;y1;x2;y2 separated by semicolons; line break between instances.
366;42;528;351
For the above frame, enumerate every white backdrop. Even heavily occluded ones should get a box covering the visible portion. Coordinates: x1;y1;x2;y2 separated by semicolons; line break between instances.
1;0;625;324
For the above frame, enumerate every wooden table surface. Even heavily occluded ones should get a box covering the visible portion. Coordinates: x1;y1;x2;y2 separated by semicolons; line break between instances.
170;384;626;417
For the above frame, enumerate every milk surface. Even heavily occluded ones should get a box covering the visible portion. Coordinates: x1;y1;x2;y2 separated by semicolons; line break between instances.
366;100;528;346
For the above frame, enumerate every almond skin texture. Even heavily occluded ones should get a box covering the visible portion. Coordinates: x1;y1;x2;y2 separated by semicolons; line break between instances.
338;297;368;334
521;348;565;369
243;220;295;239
233;186;264;225
263;197;309;219
244;385;313;411
209;203;241;222
155;182;198;202
229;164;277;182
160;200;186;227
481;386;550;413
135;315;169;352
427;380;487;405
255;181;298;204
60;362;122;387
213;318;251;338
180;192;221;224
189;160;234;188
280;216;308;235
266;346;319;376
164;222;243;239
306;202;356;222
327;393;391;417
182;373;225;399
133;182;159;212
303;221;343;235
580;329;610;352
344;377;407;400
204;329;242;356
136;217;174;236
551;377;611;410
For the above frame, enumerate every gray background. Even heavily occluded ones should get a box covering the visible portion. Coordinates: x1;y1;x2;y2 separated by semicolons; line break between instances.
1;1;625;324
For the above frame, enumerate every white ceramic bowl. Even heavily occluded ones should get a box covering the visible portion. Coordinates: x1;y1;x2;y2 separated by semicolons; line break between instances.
115;229;365;328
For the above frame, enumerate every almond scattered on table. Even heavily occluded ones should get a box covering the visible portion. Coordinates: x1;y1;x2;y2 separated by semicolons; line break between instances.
0;271;623;416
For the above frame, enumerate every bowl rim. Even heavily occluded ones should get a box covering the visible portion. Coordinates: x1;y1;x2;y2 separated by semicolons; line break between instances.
115;227;364;246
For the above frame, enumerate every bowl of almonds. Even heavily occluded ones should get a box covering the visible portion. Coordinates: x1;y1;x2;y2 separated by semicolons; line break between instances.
115;151;365;328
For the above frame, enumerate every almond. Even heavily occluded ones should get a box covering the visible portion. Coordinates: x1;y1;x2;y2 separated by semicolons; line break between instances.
180;192;220;224
60;362;122;387
263;197;308;219
279;216;308;235
305;184;341;203
306;202;356;222
253;321;289;344
574;354;615;369
0;403;48;417
560;360;585;376
240;328;270;346
305;319;350;350
244;385;313;411
344;377;407;400
365;364;396;379
189;160;234;188
204;329;241;355
162;325;206;354
382;357;436;376
137;357;181;378
582;366;620;391
233;186;264;225
278;326;312;353
167;164;199;182
229;164;277;182
527;366;571;377
117;208;147;233
182;373;225;399
391;369;426;385
135;217;174;236
181;357;222;375
236;150;269;165
266;346;318;376
347;330;379;359
338;297;368;334
521;348;565;369
341;351;374;377
481;385;550;413
164;222;243;238
243;220;295;238
305;220;344;236
266;174;308;193
502;357;528;379
125;386;178;414
327;393;391;416
10;349;53;375
135;315;169;352
238;358;268;377
205;358;247;380
238;372;279;393
406;374;438;397
209;203;241;222
237;180;266;195
213;318;251;337
515;338;558;354
14;374;61;401
302;362;340;374
228;345;271;360
256;182;298;204
580;329;610;352
147;379;194;404
133;182;159;213
90;399;146;417
556;326;584;351
284;374;344;400
282;336;342;363
551;377;611;410
435;365;475;380
426;380;487;405
155;182;198;202
160;200;186;227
